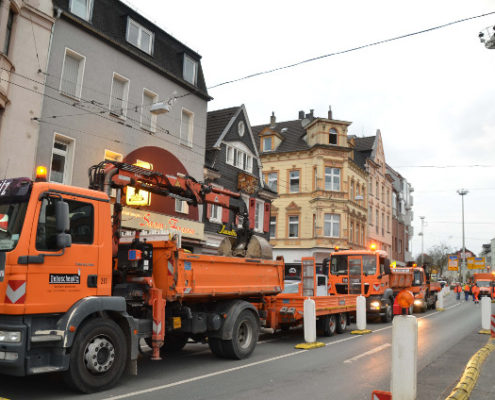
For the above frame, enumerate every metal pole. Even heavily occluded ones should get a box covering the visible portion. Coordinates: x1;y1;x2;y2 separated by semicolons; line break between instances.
420;216;425;265
457;189;468;282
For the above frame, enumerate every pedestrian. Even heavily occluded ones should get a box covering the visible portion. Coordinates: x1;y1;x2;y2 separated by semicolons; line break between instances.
472;283;480;304
463;283;470;301
454;283;462;301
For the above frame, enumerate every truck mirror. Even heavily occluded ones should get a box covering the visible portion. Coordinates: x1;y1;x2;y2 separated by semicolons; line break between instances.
56;233;72;249
55;200;70;233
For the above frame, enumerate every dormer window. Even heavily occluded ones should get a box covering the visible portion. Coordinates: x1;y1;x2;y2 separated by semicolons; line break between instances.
183;55;198;85
263;136;273;152
225;144;253;173
126;18;154;55
329;128;337;145
70;0;94;21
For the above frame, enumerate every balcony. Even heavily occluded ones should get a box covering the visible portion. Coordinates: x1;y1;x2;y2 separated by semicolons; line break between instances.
0;53;13;108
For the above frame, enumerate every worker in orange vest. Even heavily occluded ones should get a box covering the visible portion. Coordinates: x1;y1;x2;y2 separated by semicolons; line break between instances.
463;283;470;301
472;284;480;304
454;283;462;301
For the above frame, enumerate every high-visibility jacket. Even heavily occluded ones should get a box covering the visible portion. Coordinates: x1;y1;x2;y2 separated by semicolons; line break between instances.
454;285;462;293
464;284;470;292
472;286;480;297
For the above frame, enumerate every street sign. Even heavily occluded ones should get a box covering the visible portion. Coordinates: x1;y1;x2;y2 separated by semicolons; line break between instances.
371;390;392;400
467;257;485;270
448;255;458;271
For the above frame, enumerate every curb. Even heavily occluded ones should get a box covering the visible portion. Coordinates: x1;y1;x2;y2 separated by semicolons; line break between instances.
445;338;495;400
350;329;372;335
295;342;325;349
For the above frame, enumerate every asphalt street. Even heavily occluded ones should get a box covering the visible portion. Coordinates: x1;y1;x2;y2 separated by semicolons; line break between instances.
0;292;490;400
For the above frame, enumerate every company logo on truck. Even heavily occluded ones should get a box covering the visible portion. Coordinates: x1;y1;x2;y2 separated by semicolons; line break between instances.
49;274;80;284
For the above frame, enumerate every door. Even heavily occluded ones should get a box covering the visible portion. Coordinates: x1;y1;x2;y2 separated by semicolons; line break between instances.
25;195;99;314
348;256;362;294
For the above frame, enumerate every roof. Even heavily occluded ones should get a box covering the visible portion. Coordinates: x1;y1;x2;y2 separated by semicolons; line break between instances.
252;119;309;154
206;107;240;149
353;136;376;152
53;0;210;100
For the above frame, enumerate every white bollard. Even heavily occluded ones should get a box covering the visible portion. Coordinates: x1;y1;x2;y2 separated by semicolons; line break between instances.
481;297;491;331
436;288;444;310
303;298;316;343
391;315;418;400
356;295;367;331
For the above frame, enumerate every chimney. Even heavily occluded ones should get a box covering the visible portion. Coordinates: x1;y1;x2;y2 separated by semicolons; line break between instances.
270;112;276;127
328;106;333;120
298;110;304;119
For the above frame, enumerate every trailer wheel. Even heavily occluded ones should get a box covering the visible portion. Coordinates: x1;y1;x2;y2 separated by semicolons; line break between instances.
336;313;347;334
381;300;393;322
321;315;337;337
223;310;258;359
63;318;127;393
208;338;226;358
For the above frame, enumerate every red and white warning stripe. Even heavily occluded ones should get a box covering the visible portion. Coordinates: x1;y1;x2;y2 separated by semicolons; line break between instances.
5;280;26;304
491;314;495;338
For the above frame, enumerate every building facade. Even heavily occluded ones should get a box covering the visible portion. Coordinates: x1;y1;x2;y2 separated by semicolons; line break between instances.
0;0;54;179
203;105;276;252
255;108;368;264
35;0;210;250
354;131;393;254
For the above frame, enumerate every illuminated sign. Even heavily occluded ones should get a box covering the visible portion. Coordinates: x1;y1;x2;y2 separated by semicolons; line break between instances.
120;207;204;240
126;160;152;206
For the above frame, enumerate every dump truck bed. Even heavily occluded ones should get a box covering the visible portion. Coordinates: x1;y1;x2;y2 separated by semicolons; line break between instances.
150;241;284;301
389;267;414;289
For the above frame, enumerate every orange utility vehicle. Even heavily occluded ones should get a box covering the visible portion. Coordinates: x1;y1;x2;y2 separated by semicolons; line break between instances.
473;273;495;299
406;262;441;312
262;258;356;336
327;248;413;322
0;162;284;393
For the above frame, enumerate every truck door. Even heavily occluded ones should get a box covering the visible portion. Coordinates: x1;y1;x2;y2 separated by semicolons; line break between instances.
348;256;362;294
24;194;99;314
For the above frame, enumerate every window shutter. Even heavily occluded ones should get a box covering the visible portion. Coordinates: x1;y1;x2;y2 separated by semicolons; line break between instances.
206;204;211;219
263;203;271;232
222;207;230;224
248;198;256;229
62;54;79;96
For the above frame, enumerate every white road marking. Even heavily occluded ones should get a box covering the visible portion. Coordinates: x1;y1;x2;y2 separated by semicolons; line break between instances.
343;343;391;363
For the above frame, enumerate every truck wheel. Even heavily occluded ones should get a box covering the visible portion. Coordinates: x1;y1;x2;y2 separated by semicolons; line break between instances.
208;338;226;358
322;315;337;337
223;310;259;359
381;300;393;323
336;313;347;334
162;334;188;353
63;318;127;393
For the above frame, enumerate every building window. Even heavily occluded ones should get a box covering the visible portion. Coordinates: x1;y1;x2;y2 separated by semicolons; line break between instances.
398;239;403;255
183;54;198;85
387;215;390;233
69;0;94;21
329;128;337;145
269;216;276;238
226;146;234;164
382;213;385;236
324;213;340;238
350;222;354;243
254;201;264;232
60;48;86;99
313;167;318;190
104;149;123;162
382;185;385;203
376;210;379;234
110;73;130;118
263;136;272;152
350;181;354;201
265;172;278;192
3;8;14;55
209;204;222;223
369;206;373;225
226;145;254;173
288;215;299;238
325;167;340;191
313;214;317;237
126;18;154;55
175;199;189;214
376;181;379;199
289;170;300;193
50;134;75;185
141;89;158;132
180;108;194;147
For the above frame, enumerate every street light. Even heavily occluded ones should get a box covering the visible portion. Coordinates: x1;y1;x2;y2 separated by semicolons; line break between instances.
419;216;425;265
457;189;469;282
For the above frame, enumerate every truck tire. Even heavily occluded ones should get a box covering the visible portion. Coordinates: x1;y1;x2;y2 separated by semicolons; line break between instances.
162;334;188;353
381;300;393;322
208;337;226;358
321;315;337;337
222;310;258;359
63;318;127;393
336;313;347;334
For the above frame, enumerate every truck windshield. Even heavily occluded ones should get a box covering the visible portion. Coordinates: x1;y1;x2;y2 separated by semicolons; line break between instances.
363;255;376;275
330;255;348;275
412;270;423;286
477;281;490;288
0;202;28;251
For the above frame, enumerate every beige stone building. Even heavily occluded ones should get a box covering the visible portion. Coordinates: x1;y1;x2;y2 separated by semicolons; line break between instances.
253;108;368;263
0;0;54;180
354;131;393;254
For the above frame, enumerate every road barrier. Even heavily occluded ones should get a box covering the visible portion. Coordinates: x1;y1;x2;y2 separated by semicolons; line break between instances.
436;288;445;311
492;314;495;339
391;315;417;400
295;298;325;349
479;297;491;334
351;295;371;335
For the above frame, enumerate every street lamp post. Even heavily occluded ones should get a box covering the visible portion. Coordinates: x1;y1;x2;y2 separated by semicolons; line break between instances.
419;216;425;265
457;189;469;282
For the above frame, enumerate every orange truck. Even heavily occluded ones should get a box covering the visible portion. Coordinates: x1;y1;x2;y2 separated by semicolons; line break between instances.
327;249;413;321
473;273;495;299
407;263;441;312
262;257;356;336
0;162;284;393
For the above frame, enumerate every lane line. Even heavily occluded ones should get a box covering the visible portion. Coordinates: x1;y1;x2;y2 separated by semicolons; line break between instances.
343;343;391;363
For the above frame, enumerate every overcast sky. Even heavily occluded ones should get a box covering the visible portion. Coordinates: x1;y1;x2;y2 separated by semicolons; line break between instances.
126;0;495;260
